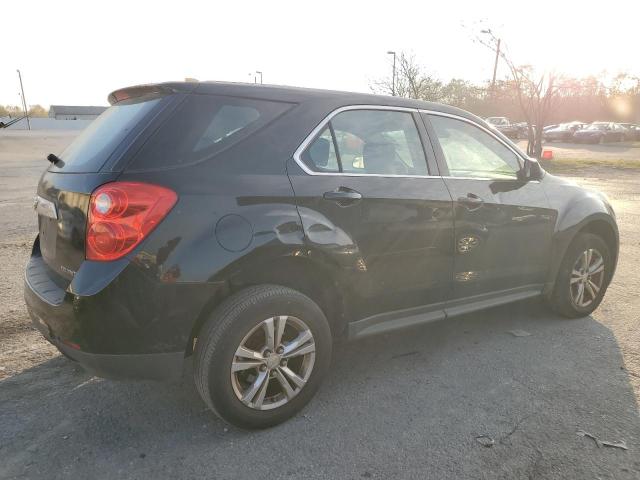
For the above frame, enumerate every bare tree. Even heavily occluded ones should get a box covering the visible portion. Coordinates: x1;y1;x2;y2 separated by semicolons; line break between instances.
371;48;639;144
476;30;565;158
28;105;48;117
372;53;443;101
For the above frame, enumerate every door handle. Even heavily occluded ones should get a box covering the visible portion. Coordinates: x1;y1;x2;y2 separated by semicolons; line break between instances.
323;187;362;206
458;193;484;210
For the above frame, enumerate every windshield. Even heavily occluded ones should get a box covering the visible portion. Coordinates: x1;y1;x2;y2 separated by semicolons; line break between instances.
586;124;607;131
50;96;165;173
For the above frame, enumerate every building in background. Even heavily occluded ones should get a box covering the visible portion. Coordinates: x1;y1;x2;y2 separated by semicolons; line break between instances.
49;105;106;120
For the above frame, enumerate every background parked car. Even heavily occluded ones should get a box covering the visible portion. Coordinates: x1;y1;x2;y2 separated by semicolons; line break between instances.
619;123;640;140
513;122;530;139
573;122;628;144
485;116;519;139
543;122;587;142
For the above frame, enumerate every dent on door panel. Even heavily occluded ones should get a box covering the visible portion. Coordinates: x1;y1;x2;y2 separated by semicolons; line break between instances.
287;158;455;321
445;178;556;299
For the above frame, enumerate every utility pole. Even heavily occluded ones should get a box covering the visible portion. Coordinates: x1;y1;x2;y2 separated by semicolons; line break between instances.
491;38;501;90
256;71;263;84
481;29;501;91
16;69;30;130
387;51;396;96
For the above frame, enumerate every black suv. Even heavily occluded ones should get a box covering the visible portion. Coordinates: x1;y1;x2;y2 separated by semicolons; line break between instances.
25;82;618;429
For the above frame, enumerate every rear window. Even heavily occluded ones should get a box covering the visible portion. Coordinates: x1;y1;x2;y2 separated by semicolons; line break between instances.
128;94;292;170
50;96;164;173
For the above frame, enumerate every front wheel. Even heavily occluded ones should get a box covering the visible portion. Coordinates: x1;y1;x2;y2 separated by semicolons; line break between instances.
547;233;612;318
194;285;332;429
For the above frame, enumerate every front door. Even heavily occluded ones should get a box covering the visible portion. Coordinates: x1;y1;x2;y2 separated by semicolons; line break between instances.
423;113;555;300
288;107;454;320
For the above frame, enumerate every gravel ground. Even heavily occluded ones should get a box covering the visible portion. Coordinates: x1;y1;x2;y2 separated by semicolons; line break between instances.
1;131;639;479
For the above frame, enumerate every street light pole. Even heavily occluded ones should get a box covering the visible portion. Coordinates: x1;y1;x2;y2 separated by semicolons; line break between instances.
256;71;263;84
387;51;396;96
16;69;30;130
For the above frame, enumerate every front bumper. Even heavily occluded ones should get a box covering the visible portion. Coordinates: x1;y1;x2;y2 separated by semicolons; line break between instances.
574;135;599;143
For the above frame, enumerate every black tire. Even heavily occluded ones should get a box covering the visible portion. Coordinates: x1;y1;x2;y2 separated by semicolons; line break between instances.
547;233;612;318
194;284;332;429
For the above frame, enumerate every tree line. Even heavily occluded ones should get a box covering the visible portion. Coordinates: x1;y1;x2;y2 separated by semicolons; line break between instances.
0;105;48;118
372;52;640;157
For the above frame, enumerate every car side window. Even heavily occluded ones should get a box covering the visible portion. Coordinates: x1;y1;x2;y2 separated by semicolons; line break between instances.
428;114;522;179
301;109;428;175
300;127;340;172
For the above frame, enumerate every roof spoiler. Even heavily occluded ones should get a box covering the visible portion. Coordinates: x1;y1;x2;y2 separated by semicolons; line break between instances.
107;83;195;105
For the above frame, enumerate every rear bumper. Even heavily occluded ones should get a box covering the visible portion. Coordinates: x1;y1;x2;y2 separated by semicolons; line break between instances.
25;272;186;381
23;240;217;381
66;349;185;381
30;313;183;381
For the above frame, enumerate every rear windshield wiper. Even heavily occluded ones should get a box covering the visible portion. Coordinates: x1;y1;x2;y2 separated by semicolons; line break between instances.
47;153;63;165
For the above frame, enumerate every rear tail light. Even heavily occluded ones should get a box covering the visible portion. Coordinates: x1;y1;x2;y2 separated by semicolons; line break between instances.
86;182;177;261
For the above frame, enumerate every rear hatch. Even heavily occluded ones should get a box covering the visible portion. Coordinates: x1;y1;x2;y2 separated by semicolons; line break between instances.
36;91;171;280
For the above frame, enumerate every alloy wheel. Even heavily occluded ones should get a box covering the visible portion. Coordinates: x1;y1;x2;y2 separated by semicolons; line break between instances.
230;316;316;410
570;248;605;308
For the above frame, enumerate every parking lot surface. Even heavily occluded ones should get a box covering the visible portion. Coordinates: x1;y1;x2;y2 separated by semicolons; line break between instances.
1;131;639;479
516;139;640;161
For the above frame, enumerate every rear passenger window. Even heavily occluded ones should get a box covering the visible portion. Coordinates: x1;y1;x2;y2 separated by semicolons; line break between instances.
301;127;339;172
129;94;292;170
300;109;428;175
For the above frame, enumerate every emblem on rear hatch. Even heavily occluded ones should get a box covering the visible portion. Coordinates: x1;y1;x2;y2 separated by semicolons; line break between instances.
59;265;76;277
33;195;58;220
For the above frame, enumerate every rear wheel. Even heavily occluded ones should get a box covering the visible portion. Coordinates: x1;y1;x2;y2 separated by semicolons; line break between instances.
194;285;332;429
547;233;611;318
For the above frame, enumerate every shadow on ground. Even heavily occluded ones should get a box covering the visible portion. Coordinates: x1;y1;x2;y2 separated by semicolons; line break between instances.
1;300;639;479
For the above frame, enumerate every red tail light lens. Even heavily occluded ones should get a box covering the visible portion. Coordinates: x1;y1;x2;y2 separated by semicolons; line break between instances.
87;182;177;261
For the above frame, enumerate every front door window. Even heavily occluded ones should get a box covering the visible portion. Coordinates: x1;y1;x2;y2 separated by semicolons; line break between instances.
429;115;521;179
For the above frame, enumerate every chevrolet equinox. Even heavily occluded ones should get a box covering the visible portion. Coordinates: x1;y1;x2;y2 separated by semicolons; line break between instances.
25;82;618;429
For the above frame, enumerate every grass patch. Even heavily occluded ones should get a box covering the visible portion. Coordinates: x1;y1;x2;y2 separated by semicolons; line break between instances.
541;157;640;174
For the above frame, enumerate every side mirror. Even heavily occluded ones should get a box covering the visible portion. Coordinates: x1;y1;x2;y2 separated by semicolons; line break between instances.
522;158;543;181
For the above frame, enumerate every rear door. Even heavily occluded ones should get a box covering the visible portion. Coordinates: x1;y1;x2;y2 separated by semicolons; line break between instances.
422;112;555;300
287;107;454;320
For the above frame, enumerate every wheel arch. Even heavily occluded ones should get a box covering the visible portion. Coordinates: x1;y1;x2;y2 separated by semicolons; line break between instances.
185;253;347;356
546;212;619;294
577;218;619;281
578;219;618;256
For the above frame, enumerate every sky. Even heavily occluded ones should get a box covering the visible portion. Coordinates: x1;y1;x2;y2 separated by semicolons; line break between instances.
1;0;637;107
